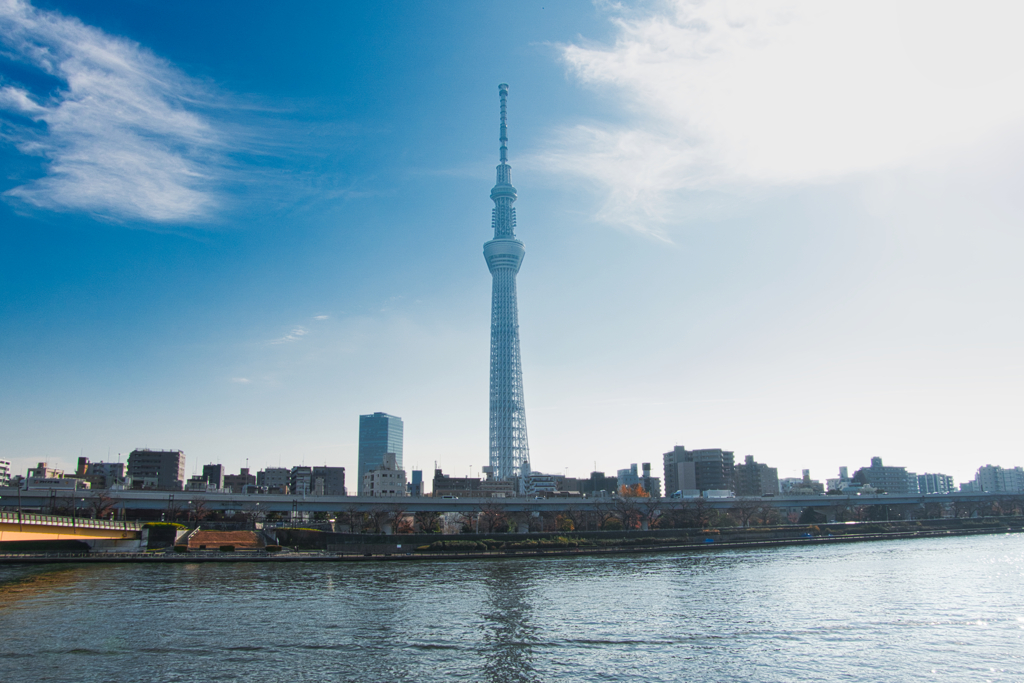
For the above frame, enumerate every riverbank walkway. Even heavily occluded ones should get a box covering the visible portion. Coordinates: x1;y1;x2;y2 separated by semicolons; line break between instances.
0;525;1017;565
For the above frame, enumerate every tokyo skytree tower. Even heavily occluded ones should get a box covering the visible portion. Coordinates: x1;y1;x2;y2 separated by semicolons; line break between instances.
484;83;530;483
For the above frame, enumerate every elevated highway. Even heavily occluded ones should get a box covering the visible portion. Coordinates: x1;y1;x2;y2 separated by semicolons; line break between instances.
0;487;1012;517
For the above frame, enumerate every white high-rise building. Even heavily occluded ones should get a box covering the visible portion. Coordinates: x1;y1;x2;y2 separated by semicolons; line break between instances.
484;84;530;488
0;459;10;487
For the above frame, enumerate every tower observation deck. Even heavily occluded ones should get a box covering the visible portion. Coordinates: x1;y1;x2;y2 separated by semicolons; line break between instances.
484;83;530;486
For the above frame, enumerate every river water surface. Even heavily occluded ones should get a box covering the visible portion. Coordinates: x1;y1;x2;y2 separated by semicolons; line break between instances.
1;534;1022;682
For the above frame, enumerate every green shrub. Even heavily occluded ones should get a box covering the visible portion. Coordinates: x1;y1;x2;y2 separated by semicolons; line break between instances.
219;545;235;552
173;545;188;553
143;522;186;529
265;545;282;552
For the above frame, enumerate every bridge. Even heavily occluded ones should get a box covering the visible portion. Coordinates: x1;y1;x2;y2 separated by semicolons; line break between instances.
0;510;144;551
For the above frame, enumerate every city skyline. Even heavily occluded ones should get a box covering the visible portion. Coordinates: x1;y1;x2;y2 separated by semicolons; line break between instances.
2;1;1023;485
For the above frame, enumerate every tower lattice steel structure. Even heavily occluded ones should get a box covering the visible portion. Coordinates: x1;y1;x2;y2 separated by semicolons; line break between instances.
484;83;530;484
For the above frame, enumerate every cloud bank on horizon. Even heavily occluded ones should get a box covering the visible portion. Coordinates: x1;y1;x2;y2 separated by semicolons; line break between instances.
542;0;1024;239
0;0;225;223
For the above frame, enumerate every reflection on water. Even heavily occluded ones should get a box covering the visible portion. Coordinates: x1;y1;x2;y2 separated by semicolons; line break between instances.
0;565;93;609
482;562;538;683
0;535;1022;682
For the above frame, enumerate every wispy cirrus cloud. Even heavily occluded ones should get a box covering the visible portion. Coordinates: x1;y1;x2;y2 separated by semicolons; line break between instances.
0;0;226;222
270;326;309;345
313;314;329;321
537;0;1024;238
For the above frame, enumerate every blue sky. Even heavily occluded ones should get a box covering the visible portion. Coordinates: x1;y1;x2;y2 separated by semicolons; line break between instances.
2;0;1022;487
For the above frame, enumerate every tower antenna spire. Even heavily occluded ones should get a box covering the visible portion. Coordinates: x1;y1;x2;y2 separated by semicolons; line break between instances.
499;83;509;164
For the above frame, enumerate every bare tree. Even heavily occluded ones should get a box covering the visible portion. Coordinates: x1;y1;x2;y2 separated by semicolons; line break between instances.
413;510;441;533
539;509;562;532
729;498;762;527
476;503;509;534
506;510;531;534
691;497;712;529
365;506;391;534
386;504;410;533
560;505;585;532
188;497;211;525
639;496;663;530
341;505;366;533
995;496;1019;516
240;502;265;528
613;496;641;530
755;503;780;526
658;501;690;529
87;491;116;519
165;498;186;523
49;495;74;517
828;498;853;524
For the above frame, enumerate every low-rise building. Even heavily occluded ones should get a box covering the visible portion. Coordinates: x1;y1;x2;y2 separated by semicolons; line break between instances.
202;464;225;490
617;464;640;490
664;447;735;495
853;457;918;494
525;473;559;497
257;467;290;494
408;469;423;497
77;458;130;489
127;449;185;491
29;477;91;490
312;466;346;496
780;470;825;496
0;459;10;487
289;466;312;495
579;471;618;497
224;468;256;494
432;468;481;497
28;462;64;479
918;472;955;494
971;465;1024;493
363;453;407;497
734;455;778;497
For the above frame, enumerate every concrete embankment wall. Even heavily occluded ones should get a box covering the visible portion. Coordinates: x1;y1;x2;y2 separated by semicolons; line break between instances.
274;517;1023;554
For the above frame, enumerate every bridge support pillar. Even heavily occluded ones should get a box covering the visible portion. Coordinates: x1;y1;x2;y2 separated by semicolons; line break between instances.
641;521;649;531
517;522;529;533
382;522;393;535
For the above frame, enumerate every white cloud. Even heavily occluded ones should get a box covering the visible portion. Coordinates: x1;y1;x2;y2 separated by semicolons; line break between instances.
230;377;251;384
538;0;1024;236
270;327;309;345
0;0;226;222
313;315;329;321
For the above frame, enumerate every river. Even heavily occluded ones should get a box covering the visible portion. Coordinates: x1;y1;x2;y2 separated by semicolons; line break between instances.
1;533;1021;682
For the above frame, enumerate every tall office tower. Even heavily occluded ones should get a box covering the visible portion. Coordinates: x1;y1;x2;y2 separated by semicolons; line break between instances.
358;412;404;495
484;83;530;486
